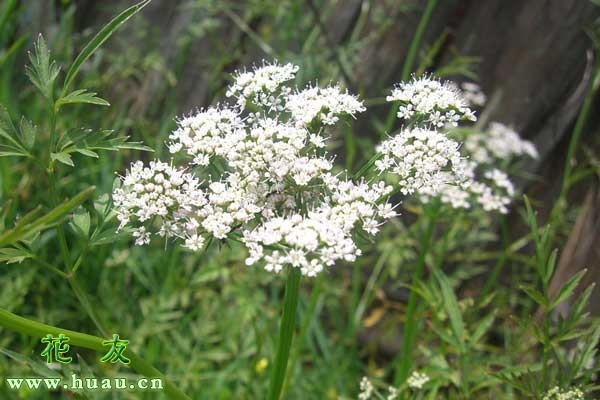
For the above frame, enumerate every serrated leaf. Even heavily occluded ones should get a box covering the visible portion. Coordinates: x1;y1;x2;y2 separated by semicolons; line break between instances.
550;269;587;309
50;152;74;167
520;284;548;309
0;247;32;264
55;89;110;111
0;104;26;151
63;0;151;93
25;34;60;99
19;117;36;149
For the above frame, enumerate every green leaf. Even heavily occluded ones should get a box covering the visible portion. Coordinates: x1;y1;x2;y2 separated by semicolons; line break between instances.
75;148;99;158
432;268;465;349
112;141;153;152
50;152;74;167
55;89;110;111
0;186;95;247
550;269;587;309
543;248;558;286
62;0;151;93
519;284;548;309
0;348;62;378
89;228;129;247
0;104;25;150
25;34;60;99
470;311;496;346
69;207;90;238
570;282;595;320
0;149;28;158
19;117;36;149
0;247;32;264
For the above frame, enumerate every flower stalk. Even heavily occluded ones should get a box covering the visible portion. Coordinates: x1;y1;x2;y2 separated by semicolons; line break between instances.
267;267;302;400
394;203;439;385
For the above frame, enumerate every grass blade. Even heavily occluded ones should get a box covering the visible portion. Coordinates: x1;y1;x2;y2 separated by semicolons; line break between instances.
62;0;151;93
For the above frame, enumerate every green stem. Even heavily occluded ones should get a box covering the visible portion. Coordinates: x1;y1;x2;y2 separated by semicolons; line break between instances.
46;100;73;272
31;255;69;279
402;0;440;81
267;267;302;400
48;170;72;270
480;217;509;298
67;275;110;338
394;204;439;385
545;52;600;248
560;53;600;198
0;307;191;400
383;0;439;135
279;274;323;399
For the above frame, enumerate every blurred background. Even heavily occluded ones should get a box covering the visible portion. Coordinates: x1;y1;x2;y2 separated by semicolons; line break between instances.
1;0;600;399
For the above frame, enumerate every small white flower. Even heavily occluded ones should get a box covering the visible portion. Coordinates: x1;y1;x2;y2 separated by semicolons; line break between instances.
286;85;365;127
358;376;374;400
375;127;463;196
461;82;487;107
387;386;399;400
387;76;476;127
542;386;584;400
184;234;205;251
406;371;429;390
226;61;298;108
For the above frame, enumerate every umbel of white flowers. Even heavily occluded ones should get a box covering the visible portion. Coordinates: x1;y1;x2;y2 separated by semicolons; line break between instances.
113;62;537;277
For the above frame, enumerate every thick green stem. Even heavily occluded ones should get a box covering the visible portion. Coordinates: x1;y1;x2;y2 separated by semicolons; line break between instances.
383;0;439;135
267;267;302;400
0;307;191;400
279;274;323;399
394;205;438;385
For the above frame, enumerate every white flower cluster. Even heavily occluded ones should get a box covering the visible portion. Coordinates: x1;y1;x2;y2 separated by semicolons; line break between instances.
375;127;463;196
542;386;584;400
426;161;517;214
428;121;538;213
226;61;298;108
358;376;374;400
406;371;430;389
286;85;366;126
377;75;538;214
386;386;399;400
115;62;397;277
387;76;476;127
112;161;206;246
464;122;539;163
116;65;521;274
460;82;487;107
